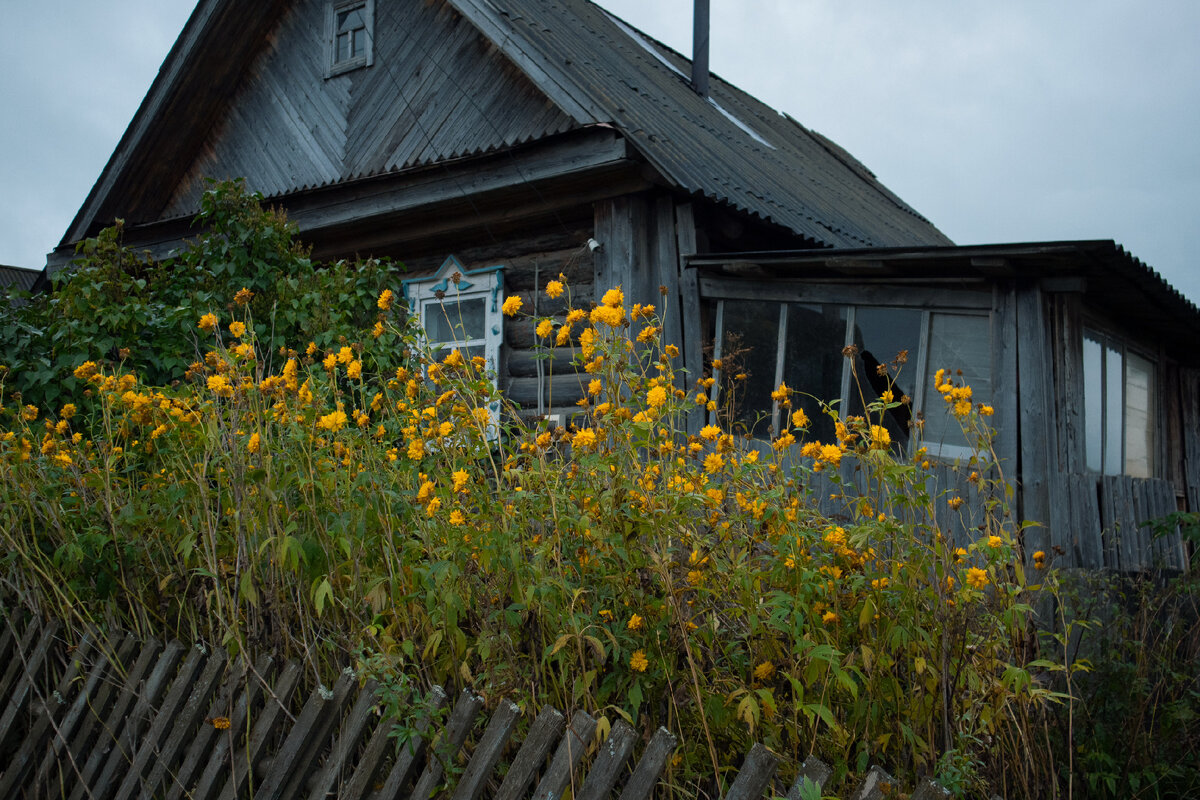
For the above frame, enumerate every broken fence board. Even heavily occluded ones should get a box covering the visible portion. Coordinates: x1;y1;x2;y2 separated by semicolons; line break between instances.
616;727;677;800
408;688;485;800
533;709;597;800
216;658;304;800
372;684;449;800
450;698;521;800
575;718;637;800
256;669;358;800
306;678;383;800
494;705;567;800
725;742;780;800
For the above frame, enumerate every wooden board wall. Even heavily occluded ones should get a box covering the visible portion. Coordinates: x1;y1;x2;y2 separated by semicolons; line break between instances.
161;0;575;220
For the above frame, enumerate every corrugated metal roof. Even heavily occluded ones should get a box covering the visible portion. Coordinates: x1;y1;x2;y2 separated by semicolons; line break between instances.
0;265;42;293
449;0;952;248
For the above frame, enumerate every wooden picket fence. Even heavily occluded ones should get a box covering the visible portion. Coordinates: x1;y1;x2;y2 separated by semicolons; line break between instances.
0;612;951;800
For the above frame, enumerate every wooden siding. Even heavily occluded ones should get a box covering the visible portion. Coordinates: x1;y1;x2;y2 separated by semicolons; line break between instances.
161;0;575;220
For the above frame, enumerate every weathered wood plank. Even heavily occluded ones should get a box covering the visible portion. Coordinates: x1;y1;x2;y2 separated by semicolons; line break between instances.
910;776;953;800
0;628;94;796
33;634;138;795
533;709;597;800
505;374;589;409
0;619;61;755
849;764;899;800
371;684;449;800
408;688;485;800
508;347;580;378
216;658;304;800
131;647;227;800
615;727;676;800
494;704;566;800
786;755;833;800
256;670;358;800
725;742;780;800
575;718;637;800
0;613;41;703
166;654;273;800
1015;284;1055;568
450;698;521;800
306;679;383;800
80;639;187;800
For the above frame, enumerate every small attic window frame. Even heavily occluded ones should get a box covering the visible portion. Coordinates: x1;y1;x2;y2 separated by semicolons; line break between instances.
326;0;375;78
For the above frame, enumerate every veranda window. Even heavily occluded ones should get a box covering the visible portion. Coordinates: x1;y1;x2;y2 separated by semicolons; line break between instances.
710;291;991;459
1083;329;1155;477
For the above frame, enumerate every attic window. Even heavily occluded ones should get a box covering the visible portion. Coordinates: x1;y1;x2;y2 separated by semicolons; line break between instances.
327;0;374;77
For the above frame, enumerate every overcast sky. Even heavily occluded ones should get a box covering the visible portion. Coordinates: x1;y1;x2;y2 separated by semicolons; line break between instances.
2;1;1198;304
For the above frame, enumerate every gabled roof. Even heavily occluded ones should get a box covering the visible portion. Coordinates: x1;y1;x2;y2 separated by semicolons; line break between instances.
60;0;950;255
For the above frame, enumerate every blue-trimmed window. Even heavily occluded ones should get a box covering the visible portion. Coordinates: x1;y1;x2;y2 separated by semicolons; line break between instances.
403;256;505;422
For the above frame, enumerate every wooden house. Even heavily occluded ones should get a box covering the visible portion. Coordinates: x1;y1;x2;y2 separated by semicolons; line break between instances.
50;0;1198;569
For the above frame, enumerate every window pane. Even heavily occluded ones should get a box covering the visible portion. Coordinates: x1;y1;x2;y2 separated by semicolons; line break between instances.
850;307;922;448
720;300;781;436
425;297;486;343
338;7;365;33
1104;346;1123;474
782;303;846;444
923;313;991;452
337;33;350;63
1125;352;1154;477
1083;332;1104;472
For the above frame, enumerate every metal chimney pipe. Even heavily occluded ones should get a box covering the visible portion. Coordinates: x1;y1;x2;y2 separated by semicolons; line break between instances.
691;0;710;96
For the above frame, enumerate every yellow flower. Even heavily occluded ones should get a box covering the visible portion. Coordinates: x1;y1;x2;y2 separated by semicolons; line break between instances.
980;404;995;416
449;510;466;526
198;313;218;332
822;611;839;626
408;438;426;459
753;661;776;681
629;650;648;672
703;452;724;474
337;346;354;365
536;319;554;338
60;403;77;420
545;280;564;299
646;386;667;409
317;409;349;432
790;409;809;429
601;287;624;307
247;432;261;454
73;361;99;381
966;567;989;589
322;353;337;370
347;360;363;380
372;321;385;338
234;287;254;306
699;424;721;441
589;305;624;327
988;535;1003;548
665;344;679;358
869;424;890;449
21;404;39;421
502;295;522;316
588;379;602;396
228;321;247;338
770;382;790;403
948;496;965;511
572;428;598;450
627;613;643;630
211;716;231;730
377;288;394;310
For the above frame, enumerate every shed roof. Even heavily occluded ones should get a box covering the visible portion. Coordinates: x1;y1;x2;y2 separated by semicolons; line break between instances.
686;240;1200;365
60;0;950;254
0;265;43;293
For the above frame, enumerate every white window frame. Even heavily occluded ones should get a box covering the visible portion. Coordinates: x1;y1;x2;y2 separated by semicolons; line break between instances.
402;255;505;429
326;0;375;78
1083;327;1157;478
